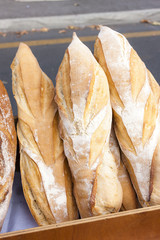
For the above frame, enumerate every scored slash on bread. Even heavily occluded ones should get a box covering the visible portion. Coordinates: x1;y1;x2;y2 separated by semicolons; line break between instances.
55;33;123;217
11;43;78;225
0;80;17;230
94;26;160;207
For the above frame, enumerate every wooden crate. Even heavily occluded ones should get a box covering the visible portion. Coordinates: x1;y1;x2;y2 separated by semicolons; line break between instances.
1;205;160;240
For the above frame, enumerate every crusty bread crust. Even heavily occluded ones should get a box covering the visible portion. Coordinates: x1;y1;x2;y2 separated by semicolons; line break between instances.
11;43;78;225
95;26;160;206
0;80;17;230
55;33;122;218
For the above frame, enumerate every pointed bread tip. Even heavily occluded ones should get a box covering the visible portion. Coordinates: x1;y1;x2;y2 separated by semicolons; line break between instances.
100;25;117;34
17;42;30;54
100;25;109;32
72;32;78;40
19;42;27;48
99;25;103;30
70;32;81;46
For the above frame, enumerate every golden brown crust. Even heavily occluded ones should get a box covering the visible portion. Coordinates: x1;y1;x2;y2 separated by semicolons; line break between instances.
63;158;78;220
142;92;158;146
20;150;54;225
147;70;160;104
0;80;17;229
113;110;136;155
56;50;74;120
94;38;124;109
91;146;122;215
118;160;139;210
130;49;146;101
11;43;78;225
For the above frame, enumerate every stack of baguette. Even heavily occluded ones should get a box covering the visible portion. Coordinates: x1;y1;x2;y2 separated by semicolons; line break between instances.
55;32;138;217
1;25;160;228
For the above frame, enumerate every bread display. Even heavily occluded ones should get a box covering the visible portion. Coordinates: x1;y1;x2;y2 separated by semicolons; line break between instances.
109;128;139;210
11;43;78;226
2;23;160;234
0;80;17;230
94;26;160;207
55;33;123;218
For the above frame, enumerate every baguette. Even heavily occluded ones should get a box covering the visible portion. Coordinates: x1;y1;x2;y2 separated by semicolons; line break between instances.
0;80;17;230
11;43;78;225
94;26;160;206
55;33;122;218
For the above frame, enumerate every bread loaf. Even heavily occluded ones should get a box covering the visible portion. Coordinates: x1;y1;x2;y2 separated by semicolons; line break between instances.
11;43;78;225
55;33;122;218
109;128;139;210
0;80;17;230
94;26;160;207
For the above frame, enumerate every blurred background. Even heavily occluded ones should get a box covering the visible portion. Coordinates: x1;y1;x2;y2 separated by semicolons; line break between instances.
0;0;160;115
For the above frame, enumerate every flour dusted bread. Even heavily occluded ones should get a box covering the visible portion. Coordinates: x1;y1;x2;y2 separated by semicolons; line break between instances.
55;33;122;218
94;26;160;206
0;80;17;230
109;128;138;210
11;43;78;225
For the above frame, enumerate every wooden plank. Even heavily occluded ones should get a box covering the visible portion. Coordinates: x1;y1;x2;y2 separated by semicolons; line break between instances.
1;205;160;239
